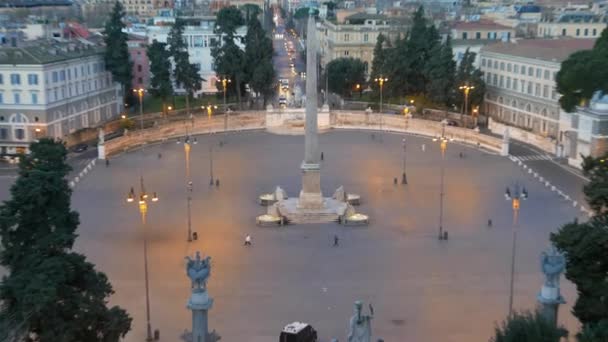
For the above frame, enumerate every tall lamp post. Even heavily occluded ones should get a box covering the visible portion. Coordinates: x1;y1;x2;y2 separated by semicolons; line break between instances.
217;77;231;134
177;130;197;242
126;177;158;341
459;84;475;116
505;184;528;317
374;76;388;113
133;88;145;130
433;121;451;240
202;105;217;186
401;138;407;185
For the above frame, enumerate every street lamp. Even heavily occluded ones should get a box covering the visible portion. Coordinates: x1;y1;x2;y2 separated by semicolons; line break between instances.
203;105;217;186
459;84;475;116
401;138;407;185
432;120;452;240
133;88;145;130
177;132;198;242
374;76;388;113
125;176;158;341
217;77;231;134
505;184;528;317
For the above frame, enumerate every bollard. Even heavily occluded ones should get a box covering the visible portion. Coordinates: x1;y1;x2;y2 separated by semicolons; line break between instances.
393;177;398;185
154;329;159;340
523;164;527;169
539;177;544;182
443;231;448;240
215;179;220;187
91;159;96;166
573;201;578;207
528;168;532;174
545;181;550;187
551;186;556;191
192;232;198;240
534;172;538;178
74;176;80;183
69;181;75;188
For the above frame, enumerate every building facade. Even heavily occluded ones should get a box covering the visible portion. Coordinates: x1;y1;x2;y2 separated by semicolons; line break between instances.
450;21;515;41
0;41;122;154
119;0;174;17
537;18;606;38
317;13;407;77
128;34;150;90
480;38;595;139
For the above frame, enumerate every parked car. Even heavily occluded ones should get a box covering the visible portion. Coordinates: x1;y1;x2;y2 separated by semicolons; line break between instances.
279;322;317;342
74;143;88;153
447;120;459;127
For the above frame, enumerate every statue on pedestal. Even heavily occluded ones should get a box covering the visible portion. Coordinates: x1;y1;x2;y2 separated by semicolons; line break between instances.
347;301;373;342
541;246;565;289
98;128;105;144
185;251;211;292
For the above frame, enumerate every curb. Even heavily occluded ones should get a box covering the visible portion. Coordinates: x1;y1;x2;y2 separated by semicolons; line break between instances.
69;159;96;189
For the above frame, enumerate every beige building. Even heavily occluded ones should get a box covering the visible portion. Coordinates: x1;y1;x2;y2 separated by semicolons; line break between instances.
119;0;173;17
317;13;407;77
480;38;595;139
537;17;606;38
0;41;122;155
450;21;515;41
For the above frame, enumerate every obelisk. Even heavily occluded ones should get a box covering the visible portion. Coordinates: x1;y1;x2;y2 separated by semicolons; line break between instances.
298;9;324;209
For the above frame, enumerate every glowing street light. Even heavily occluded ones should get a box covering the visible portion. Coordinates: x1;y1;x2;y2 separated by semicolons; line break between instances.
374;76;388;113
459;84;475;116
132;88;145;130
505;184;528;317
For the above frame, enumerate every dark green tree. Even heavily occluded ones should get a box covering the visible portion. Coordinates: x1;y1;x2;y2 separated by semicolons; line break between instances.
249;59;276;106
214;6;245;39
403;6;440;95
577;320;608;342
103;2;133;102
556;27;608;112
325;57;366;97
489;311;567;342
369;33;387;90
243;15;275;106
147;40;174;115
241;4;261;23
168;19;203;115
0;139;131;341
453;48;486;113
426;35;456;106
551;155;608;328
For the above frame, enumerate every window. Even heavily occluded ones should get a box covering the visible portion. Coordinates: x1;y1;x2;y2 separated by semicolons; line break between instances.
27;74;38;85
513;78;518;91
535;83;540;96
514;64;519;73
576;28;580;36
493;74;497;86
13;93;20;104
520;79;525;91
74;67;78;78
544;70;550;79
67;69;71;80
15;129;24;140
584;28;588;36
481;58;486;67
500;62;505;70
138;77;143;84
10;74;20;85
363;33;369;42
499;75;504;87
527;82;533;94
462;32;468;40
0;74;3;84
59;70;65;81
593;28;597;36
506;77;511;89
54;89;58;100
31;93;37;104
344;51;349;56
562;28;566;36
137;64;142;72
0;93;3;103
543;85;549;98
487;32;491;39
486;72;491;83
553;71;557;80
521;66;526;75
552;90;557;99
344;34;349;41
494;61;498;69
487;59;492;68
476;32;481;39
507;63;512;72
0;128;7;140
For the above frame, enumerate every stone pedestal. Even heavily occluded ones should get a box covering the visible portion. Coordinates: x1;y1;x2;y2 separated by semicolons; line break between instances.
188;290;214;342
98;144;106;160
501;128;510;156
298;163;323;209
537;285;565;327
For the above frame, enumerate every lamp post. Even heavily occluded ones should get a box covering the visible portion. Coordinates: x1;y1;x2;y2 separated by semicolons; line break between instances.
459;84;475;116
126;177;158;341
133;88;145;130
177;130;197;242
401;138;407;185
433;121;451;240
505;184;528;317
374;76;388;113
203;105;217;186
217;77;231;134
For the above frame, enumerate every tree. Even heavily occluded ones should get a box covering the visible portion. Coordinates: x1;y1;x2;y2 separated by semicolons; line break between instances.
489;311;567;342
215;6;245;39
147;40;174;114
550;155;608;328
325;57;366;97
249;59;276;106
103;2;133;102
577;320;608;342
242;4;261;23
557;27;608;112
403;6;440;95
0;139;131;341
369;33;387;90
453;48;486;113
426;35;456;106
168;19;203;115
212;7;246;107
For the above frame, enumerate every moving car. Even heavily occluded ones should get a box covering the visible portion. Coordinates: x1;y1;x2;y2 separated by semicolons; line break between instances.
74;143;88;153
279;322;317;342
279;96;287;106
280;78;289;90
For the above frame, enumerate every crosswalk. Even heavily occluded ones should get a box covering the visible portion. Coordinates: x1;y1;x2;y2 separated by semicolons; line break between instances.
512;154;553;162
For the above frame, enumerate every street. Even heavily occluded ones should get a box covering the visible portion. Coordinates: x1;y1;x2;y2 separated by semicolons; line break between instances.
272;9;306;108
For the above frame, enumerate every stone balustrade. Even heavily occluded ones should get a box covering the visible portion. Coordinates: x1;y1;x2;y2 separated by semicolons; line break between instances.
103;110;504;157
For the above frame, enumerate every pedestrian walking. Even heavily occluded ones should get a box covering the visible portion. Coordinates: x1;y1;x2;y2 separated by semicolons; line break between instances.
333;235;339;247
105;158;110;167
421;144;426;152
459;152;463;159
321;152;324;161
244;234;252;246
487;219;493;227
158;153;162;159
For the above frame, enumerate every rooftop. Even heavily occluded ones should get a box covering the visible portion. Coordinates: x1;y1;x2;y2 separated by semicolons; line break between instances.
481;38;595;62
0;40;103;65
0;0;72;8
451;21;514;31
345;12;389;22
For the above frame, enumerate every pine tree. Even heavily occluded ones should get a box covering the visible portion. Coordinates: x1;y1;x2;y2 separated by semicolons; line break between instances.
212;7;246;107
490;311;567;342
453;48;485;112
168;19;202;115
147;40;174;114
0;139;131;341
369;33;387;90
103;2;133;102
244;14;274;106
426;35;456;106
